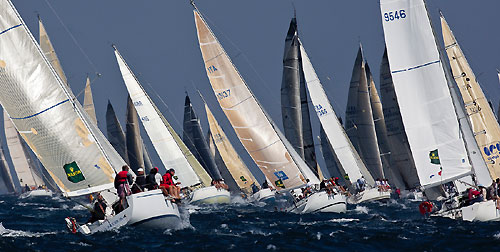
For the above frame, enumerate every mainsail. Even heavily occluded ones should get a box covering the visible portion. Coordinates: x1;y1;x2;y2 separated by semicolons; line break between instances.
280;17;318;176
0;141;16;193
205;103;258;194
125;96;144;173
298;41;374;187
113;47;211;188
380;0;477;188
83;77;98;124
441;13;500;180
106;101;128;163
379;49;420;189
193;9;319;190
366;63;405;188
0;0;124;196
346;47;384;179
207;129;240;193
183;95;222;180
38;16;68;87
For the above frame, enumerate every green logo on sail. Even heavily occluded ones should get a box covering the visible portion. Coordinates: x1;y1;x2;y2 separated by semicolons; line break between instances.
64;161;85;183
429;149;440;165
240;176;247;182
275;179;285;189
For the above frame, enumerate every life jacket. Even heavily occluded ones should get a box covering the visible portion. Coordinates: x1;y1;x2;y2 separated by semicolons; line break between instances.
161;172;173;186
115;171;128;184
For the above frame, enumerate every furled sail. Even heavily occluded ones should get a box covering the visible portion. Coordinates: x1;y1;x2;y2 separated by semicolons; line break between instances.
280;17;319;176
113;47;211;188
193;9;319;189
0;142;16;193
0;0;124;197
125;96;144;173
38;16;68;87
441;13;500;180
379;49;420;189
298;41;374;187
183;95;221;180
205;103;258;194
106;101;128;164
366;64;405;188
83;77;97;124
380;0;475;188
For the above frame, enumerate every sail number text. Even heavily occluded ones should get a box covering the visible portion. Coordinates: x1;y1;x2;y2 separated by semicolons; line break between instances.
207;65;218;73
384;10;406;22
315;104;328;117
216;89;231;100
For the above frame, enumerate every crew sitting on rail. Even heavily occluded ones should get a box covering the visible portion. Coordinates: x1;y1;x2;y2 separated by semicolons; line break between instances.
160;169;181;202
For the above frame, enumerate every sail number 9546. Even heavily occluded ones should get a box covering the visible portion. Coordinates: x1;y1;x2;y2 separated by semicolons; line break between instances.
384;10;406;22
216;89;231;100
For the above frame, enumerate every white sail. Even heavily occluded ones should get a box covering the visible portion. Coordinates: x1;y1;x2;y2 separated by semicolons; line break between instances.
4;111;44;187
193;10;319;189
380;0;472;188
299;41;374;186
441;14;500;181
83;77;97;124
0;0;124;197
113;47;211;188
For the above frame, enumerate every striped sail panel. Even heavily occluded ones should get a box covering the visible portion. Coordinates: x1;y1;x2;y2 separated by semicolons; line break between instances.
83;77;97;124
380;0;472;187
4;111;43;187
114;48;210;188
0;0;124;196
38;17;68;87
441;14;500;180
205;104;258;194
105;101;128;164
125;96;144;173
194;10;319;189
367;64;405;189
183;95;221;180
299;41;374;186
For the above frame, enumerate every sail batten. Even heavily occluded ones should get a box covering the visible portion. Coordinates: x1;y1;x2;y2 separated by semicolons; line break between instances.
194;10;319;189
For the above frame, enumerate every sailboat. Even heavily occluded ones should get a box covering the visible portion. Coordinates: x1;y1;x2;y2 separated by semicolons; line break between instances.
192;4;345;213
113;46;230;205
298;39;390;204
203;100;274;201
380;0;499;221
0;0;181;233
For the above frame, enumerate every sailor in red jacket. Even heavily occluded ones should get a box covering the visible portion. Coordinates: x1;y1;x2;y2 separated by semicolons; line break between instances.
160;169;181;200
114;165;133;212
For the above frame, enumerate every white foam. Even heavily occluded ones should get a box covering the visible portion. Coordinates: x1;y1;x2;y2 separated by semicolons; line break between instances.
266;244;277;250
329;218;359;223
316;232;322;240
353;205;369;214
0;223;56;237
494;232;500;239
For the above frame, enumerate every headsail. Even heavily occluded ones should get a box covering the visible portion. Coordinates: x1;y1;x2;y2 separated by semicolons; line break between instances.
205;103;258;194
207;129;240;193
0;0;124;196
125;96;144;173
106;101;128;164
298;41;374;186
113;47;211;188
280;17;319;176
441;13;500;180
380;0;474;188
83;76;98;124
319;125;351;188
193;9;319;189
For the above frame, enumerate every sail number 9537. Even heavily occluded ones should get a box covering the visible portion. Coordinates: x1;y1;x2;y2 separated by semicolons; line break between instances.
384;10;406;22
216;89;231;100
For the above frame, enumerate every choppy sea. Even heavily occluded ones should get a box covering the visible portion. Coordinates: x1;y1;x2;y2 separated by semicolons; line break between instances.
0;193;498;251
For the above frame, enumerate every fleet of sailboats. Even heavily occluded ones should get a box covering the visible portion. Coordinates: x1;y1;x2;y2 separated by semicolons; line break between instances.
0;0;499;236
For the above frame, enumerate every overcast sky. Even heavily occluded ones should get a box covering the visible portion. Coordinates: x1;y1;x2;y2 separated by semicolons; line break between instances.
2;0;500;191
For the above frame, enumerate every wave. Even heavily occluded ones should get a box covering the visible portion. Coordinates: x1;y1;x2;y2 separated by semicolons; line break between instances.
0;222;56;237
329;218;360;223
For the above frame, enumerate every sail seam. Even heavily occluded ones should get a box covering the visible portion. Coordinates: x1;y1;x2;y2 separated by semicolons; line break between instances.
10;99;70;120
0;23;22;36
391;60;440;74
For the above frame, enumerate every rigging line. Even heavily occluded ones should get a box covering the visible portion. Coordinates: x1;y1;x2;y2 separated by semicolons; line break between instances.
43;0;99;74
72;74;102;101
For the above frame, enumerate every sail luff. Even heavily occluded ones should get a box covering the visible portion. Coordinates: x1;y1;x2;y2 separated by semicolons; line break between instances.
440;13;500;181
298;41;375;186
83;77;98;124
38;17;68;87
193;10;319;189
113;48;210;188
380;0;473;187
205;103;258;194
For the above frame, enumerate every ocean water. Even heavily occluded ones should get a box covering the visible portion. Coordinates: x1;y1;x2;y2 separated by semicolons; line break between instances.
0;194;498;251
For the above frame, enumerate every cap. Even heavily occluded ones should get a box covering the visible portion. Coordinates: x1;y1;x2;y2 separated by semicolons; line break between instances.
137;168;144;172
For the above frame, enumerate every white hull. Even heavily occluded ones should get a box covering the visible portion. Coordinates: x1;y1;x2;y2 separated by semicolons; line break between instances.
251;188;276;202
188;186;230;204
72;190;181;234
288;191;347;214
347;188;391;204
24;189;53;197
433;200;500;222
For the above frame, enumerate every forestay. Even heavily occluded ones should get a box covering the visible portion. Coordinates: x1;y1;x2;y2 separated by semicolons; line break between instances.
299;41;374;186
0;0;123;197
114;48;211;188
194;10;319;189
380;0;472;188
